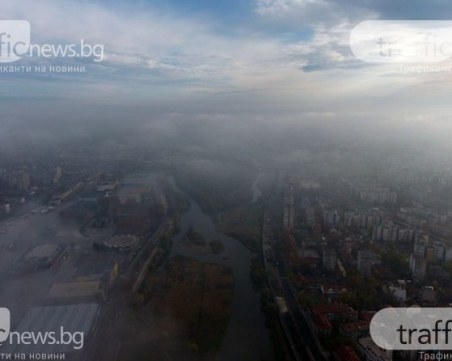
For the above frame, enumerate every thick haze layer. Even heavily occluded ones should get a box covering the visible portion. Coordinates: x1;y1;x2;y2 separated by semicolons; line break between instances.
2;0;452;156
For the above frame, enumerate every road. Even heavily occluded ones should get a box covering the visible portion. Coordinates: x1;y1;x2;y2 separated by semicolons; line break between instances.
262;191;327;361
131;216;173;292
280;277;326;361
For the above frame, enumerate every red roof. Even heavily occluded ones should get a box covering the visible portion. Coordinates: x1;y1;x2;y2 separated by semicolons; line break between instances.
312;303;357;316
313;311;333;330
334;346;361;361
340;320;370;334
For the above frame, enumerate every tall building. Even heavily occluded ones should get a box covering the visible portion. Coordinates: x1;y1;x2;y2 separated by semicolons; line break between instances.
357;250;378;276
323;210;338;227
323;249;337;271
53;166;63;184
410;254;427;281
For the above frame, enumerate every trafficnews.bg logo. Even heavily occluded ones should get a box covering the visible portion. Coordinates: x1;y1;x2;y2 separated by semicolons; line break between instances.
0;20;31;63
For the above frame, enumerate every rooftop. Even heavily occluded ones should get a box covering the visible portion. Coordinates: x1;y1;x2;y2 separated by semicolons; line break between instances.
48;280;103;300
340;320;370;333
334;346;361;361
25;244;59;260
312;303;358;316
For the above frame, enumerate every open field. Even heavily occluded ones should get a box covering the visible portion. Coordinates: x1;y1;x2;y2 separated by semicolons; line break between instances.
121;256;235;360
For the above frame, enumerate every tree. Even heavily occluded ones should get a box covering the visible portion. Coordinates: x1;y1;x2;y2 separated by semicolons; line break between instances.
381;250;410;278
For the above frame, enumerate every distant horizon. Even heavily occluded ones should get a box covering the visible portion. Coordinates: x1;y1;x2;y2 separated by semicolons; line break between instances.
1;0;452;153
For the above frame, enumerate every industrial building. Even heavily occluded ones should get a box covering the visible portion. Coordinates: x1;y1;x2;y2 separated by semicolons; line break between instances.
17;244;65;271
94;234;140;252
47;280;106;303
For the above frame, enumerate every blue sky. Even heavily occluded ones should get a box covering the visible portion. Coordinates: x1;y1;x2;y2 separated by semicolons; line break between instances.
1;0;452;135
156;0;254;21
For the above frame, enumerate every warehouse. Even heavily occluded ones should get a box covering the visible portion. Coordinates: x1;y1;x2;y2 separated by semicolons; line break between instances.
18;244;65;270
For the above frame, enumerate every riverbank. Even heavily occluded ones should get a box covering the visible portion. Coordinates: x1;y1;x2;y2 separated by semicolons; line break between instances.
171;198;273;361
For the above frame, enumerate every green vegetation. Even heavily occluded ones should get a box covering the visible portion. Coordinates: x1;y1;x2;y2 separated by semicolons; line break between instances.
250;258;291;360
250;257;266;290
184;227;206;246
209;239;225;254
381;249;410;278
216;204;262;251
298;292;323;308
260;287;291;361
341;273;380;310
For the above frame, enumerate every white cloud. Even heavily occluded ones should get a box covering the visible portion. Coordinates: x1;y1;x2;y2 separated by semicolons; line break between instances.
1;0;362;86
256;0;324;16
2;0;452;131
1;0;305;91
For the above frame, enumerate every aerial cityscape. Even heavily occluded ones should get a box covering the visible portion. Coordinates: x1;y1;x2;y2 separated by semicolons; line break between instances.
3;0;452;361
2;127;452;361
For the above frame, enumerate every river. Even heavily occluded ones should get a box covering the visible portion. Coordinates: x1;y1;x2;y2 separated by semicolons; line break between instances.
171;198;272;361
